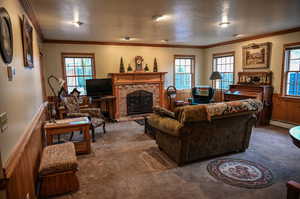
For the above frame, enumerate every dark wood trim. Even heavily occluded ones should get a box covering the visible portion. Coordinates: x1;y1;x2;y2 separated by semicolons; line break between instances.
173;55;196;88
211;52;236;89
19;0;44;40
212;51;235;57
61;53;96;90
280;42;300;97
43;27;300;49
205;27;300;48
44;39;205;49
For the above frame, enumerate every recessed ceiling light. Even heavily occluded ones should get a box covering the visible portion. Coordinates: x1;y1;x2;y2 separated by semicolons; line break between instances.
152;15;168;22
219;21;230;28
121;36;134;41
72;21;83;27
233;34;244;38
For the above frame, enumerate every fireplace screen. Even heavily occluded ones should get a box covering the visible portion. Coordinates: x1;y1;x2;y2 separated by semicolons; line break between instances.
127;90;153;115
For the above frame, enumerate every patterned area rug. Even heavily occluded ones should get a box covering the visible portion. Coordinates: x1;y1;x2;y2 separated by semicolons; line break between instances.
207;158;273;189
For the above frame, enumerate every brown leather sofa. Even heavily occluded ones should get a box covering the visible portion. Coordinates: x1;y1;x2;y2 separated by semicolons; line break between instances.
145;99;263;165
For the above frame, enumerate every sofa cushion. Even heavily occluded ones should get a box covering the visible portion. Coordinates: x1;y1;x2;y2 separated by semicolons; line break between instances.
175;99;263;123
147;114;183;136
175;104;208;123
39;142;78;176
152;106;175;119
205;99;263;120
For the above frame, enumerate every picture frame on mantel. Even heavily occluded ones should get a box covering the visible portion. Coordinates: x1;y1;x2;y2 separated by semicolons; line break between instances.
21;15;34;68
242;42;271;69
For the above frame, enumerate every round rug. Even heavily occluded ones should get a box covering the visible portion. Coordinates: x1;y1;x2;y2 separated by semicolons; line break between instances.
207;158;273;189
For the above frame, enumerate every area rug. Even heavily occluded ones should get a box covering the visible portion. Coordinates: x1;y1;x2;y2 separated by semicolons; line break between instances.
134;119;145;126
207;158;273;189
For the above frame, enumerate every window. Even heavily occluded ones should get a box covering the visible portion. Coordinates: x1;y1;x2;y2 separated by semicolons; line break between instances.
174;55;195;90
212;52;235;90
284;46;300;97
62;53;95;95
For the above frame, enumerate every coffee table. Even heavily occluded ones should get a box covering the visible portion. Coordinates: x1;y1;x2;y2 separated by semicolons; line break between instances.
289;126;300;148
44;117;91;154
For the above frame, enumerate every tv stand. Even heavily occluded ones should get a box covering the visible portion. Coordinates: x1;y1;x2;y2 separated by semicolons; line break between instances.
92;95;116;122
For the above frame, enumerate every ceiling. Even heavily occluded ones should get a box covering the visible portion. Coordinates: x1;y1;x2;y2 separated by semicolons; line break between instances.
30;0;300;45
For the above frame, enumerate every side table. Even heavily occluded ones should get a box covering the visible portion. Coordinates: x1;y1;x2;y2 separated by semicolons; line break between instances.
44;117;91;154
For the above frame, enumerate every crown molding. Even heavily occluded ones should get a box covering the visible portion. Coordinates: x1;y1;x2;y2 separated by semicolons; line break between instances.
43;39;205;49
19;0;44;40
204;26;300;48
43;26;300;49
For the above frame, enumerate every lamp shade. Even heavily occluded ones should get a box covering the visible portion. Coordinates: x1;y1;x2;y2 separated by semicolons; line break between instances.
209;71;222;80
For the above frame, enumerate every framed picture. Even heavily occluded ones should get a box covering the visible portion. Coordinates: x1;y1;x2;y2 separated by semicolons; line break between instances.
242;42;271;69
0;7;13;64
21;15;34;68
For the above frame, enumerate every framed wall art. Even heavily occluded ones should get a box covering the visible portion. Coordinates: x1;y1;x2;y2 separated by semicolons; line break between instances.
0;7;13;64
242;42;271;69
21;15;34;68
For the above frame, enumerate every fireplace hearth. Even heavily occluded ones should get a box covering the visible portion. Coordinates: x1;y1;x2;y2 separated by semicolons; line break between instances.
127;90;153;115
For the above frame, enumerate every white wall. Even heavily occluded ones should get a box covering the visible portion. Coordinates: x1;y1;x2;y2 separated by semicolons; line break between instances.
43;43;205;95
203;31;300;93
0;0;43;163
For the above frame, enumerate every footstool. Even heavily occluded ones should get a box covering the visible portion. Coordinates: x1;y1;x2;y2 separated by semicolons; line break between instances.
39;142;79;198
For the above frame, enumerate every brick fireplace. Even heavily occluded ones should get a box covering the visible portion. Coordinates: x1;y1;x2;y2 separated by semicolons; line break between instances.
108;72;167;118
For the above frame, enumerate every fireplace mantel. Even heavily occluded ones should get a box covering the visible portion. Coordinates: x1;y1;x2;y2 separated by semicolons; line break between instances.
108;72;167;118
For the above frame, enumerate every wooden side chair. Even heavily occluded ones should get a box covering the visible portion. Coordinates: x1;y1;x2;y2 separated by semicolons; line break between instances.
60;92;106;142
166;86;188;111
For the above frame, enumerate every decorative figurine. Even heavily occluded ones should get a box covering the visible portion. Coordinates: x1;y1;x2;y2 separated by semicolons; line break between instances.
153;58;158;72
144;64;149;72
119;57;125;73
127;64;133;72
135;56;144;71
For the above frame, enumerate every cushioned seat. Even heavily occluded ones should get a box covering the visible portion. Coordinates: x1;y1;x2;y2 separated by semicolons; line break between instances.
39;142;78;176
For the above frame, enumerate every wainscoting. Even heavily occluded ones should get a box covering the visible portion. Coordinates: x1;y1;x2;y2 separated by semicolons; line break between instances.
272;94;300;125
3;103;47;199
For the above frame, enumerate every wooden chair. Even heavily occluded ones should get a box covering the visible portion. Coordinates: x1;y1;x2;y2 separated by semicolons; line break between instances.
60;94;106;142
166;86;188;111
287;181;300;199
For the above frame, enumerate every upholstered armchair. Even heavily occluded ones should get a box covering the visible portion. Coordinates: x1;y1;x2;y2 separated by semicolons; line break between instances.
60;94;106;142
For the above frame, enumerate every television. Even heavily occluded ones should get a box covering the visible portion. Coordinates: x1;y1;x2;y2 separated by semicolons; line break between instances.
86;78;113;97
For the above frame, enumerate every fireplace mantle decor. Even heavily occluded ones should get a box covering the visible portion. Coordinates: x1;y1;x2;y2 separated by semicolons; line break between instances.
108;72;167;118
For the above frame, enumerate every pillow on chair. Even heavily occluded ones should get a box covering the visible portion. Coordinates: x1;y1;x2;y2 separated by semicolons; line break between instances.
152;106;175;119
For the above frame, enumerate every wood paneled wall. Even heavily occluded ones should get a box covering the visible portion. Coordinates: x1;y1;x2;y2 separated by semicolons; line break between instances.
272;94;300;125
4;103;47;199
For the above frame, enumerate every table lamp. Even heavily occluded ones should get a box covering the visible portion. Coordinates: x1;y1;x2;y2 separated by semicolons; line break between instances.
209;71;223;101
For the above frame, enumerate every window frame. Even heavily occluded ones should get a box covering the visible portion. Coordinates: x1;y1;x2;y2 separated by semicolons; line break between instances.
281;43;300;99
61;52;96;95
212;51;235;90
173;55;195;90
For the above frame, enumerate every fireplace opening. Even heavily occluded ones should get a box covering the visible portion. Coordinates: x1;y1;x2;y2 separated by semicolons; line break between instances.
127;90;153;115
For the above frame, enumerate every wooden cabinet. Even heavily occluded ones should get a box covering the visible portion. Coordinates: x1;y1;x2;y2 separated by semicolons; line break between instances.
272;94;300;125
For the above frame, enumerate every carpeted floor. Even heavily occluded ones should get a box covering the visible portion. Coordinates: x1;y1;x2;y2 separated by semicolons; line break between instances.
54;121;300;199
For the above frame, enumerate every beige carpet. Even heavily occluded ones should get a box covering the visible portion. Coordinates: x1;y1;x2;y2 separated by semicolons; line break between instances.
53;121;300;199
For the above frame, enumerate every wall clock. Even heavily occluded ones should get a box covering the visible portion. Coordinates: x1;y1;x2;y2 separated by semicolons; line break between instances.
135;56;144;72
0;7;13;64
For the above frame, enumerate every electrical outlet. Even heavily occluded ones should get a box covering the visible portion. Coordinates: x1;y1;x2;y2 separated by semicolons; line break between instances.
0;112;8;133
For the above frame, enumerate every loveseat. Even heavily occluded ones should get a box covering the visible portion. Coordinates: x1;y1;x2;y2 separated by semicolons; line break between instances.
145;99;263;165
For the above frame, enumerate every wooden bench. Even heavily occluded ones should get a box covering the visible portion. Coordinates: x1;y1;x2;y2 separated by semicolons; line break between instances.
38;142;79;198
